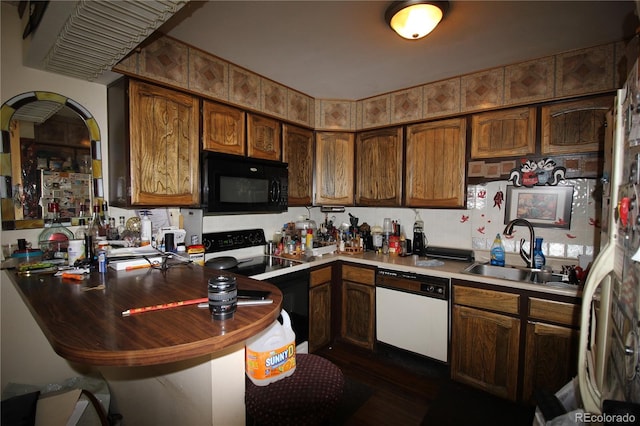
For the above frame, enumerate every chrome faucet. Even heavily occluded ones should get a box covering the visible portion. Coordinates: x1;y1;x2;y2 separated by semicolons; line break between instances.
503;218;535;269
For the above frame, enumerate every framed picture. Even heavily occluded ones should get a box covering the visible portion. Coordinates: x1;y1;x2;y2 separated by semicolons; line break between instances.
504;185;573;229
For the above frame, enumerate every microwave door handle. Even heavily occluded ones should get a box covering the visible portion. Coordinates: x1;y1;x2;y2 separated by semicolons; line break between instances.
271;180;280;203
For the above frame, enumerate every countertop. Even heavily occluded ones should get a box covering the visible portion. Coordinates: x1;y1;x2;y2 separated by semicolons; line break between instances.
5;248;579;368
252;250;582;298
5;262;283;367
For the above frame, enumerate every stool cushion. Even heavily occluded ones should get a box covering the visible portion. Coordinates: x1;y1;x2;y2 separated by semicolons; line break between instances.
245;353;344;426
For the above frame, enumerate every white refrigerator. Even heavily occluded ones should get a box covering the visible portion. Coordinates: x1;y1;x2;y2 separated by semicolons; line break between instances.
578;59;640;415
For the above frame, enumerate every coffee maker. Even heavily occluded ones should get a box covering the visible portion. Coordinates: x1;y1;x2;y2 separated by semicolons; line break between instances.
413;216;427;256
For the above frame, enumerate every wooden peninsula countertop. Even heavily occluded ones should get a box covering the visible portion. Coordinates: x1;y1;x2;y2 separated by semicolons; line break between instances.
6;263;282;367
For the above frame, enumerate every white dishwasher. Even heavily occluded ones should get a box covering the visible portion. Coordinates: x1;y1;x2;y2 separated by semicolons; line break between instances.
375;269;449;363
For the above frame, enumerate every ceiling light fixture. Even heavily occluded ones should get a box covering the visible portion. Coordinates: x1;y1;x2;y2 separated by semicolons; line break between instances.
385;1;449;40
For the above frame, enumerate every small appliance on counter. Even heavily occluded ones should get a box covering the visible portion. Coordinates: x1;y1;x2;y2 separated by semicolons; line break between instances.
157;227;186;251
412;213;427;256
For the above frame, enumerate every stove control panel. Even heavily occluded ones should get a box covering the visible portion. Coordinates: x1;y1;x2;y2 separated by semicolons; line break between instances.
202;229;267;253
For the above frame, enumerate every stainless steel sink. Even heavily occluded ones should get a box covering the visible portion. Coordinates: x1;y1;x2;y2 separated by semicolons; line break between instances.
463;263;533;282
462;262;573;287
462;262;575;287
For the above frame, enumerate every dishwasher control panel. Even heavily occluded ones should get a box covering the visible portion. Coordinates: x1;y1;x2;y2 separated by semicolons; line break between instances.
376;269;449;300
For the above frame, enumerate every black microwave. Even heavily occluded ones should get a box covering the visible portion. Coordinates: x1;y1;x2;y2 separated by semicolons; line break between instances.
201;153;288;214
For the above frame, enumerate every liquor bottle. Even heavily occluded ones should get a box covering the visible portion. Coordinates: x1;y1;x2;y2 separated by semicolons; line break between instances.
77;201;88;223
108;217;118;240
75;218;88;240
38;202;74;260
102;201;110;224
89;203;107;254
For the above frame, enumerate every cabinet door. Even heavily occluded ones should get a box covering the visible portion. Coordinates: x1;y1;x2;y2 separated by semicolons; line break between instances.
405;118;466;208
309;266;332;353
522;321;579;403
129;80;200;206
247;113;281;161
283;124;314;206
341;280;375;350
541;96;613;154
315;132;355;205
356;127;403;206
202;101;245;155
471;107;536;159
451;304;520;401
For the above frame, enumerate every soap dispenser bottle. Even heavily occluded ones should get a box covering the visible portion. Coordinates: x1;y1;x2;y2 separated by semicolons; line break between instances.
533;237;545;269
490;234;505;266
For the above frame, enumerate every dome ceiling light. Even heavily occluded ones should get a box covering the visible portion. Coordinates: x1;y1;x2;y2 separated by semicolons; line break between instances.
385;1;449;40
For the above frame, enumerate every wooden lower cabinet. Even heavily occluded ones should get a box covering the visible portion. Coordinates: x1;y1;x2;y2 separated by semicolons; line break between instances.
522;297;580;402
451;304;520;401
451;281;581;403
522;321;579;403
340;264;375;350
309;266;332;352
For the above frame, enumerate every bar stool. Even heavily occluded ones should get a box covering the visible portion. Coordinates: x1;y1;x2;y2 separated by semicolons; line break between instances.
245;353;344;426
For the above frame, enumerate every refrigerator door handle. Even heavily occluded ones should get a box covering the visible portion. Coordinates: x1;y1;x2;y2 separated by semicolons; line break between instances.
577;241;614;414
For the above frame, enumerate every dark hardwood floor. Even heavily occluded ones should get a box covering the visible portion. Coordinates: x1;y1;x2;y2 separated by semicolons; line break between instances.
315;341;448;425
315;341;535;426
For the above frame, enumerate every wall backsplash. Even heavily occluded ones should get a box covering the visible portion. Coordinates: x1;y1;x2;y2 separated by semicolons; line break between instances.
300;178;601;262
1;179;599;264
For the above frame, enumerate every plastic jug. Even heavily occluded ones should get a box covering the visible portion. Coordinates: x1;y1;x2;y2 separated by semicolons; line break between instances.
245;309;296;386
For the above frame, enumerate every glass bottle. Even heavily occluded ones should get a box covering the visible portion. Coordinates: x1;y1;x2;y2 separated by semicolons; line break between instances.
533;237;546;269
75;218;88;240
102;201;110;224
108;217;118;240
38;202;74;260
117;216;126;237
77;201;88;223
91;203;107;237
89;204;107;257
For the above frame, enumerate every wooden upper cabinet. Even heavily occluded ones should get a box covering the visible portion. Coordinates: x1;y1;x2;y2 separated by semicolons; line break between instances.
202;101;245;156
356;127;403;206
541;95;613;155
129;80;200;206
471;107;536;159
315;132;355;205
405;118;466;208
247;113;281;161
283;124;314;206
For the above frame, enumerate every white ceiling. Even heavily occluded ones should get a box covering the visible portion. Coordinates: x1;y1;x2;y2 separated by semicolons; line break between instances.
159;1;638;100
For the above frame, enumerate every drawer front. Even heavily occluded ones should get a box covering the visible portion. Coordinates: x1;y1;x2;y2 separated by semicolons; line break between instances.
529;297;579;326
453;285;520;315
342;265;375;286
310;266;332;287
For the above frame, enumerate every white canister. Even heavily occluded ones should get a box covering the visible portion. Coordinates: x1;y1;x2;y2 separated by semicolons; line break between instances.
67;239;85;266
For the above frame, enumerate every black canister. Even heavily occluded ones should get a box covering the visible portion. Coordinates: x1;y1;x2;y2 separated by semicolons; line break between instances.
208;274;237;320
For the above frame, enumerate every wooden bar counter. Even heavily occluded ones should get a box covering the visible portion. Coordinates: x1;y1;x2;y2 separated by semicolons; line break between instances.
4;262;283;424
6;262;282;367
